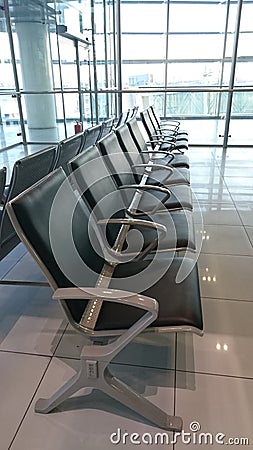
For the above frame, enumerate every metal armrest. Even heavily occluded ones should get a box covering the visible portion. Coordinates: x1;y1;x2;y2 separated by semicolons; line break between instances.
98;217;166;237
119;183;171;195
119;184;171;215
97;217;167;261
53;286;158;352
133;163;173;173
132;163;173;184
141;149;174;156
157;125;177;132
53;286;157;312
160;119;180;127
151;134;176;143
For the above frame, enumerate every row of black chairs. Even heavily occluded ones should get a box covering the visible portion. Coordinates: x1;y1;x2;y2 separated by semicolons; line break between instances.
5;107;203;431
0;118;115;261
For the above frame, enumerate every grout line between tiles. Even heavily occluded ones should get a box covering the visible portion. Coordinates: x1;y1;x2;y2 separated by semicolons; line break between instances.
175;368;253;382
8;358;52;450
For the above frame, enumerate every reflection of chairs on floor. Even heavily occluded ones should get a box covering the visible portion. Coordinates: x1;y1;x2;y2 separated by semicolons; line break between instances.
7;167;203;431
0;145;57;261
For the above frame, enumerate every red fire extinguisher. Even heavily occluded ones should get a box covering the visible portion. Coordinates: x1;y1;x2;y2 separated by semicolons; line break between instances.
74;121;82;134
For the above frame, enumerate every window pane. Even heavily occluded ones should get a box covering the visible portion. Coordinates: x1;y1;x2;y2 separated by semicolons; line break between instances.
121;3;167;33
169;3;227;33
167;34;224;59
121;63;165;87
122;35;166;60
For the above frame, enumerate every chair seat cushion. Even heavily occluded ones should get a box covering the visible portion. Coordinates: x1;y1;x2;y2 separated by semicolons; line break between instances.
139;166;190;186
138;184;192;211
94;257;203;332
157;153;190;169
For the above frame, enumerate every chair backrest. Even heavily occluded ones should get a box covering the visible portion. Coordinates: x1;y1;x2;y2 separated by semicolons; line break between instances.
68;145;125;245
0;145;57;260
99;118;114;140
81;123;103;152
150;105;180;130
0;167;7;204
7;168;105;328
115;123;147;167
114;110;130;128
148;105;161;130
68;145;119;218
127;105;139;121
54;132;84;174
140;108;161;147
127;117;148;153
97;132;136;187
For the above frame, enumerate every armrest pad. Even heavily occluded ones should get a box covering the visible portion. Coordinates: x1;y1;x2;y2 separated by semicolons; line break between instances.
53;287;158;313
133;163;173;173
119;183;170;195
97;217;166;236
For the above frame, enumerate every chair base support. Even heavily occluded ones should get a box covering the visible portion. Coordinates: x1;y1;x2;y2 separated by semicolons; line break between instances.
35;357;183;432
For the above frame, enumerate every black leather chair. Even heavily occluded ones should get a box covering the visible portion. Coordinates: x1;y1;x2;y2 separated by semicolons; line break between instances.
0;167;7;204
0;145;57;261
99;118;114;139
54;132;84;175
98;132;193;211
115;122;190;186
80;123;103;152
148;105;188;140
140;109;189;159
7;167;203;430
69;145;196;252
113;110;130;128
127;117;191;176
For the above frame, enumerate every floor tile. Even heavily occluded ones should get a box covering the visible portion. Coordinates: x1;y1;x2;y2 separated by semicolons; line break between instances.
175;372;253;449
193;202;242;225
0;285;66;355
0;244;27;279
246;226;253;246
229;189;253;202
223;166;253;177
197;224;253;256
0;352;50;450
10;358;175;450
215;147;253;167
224;175;253;188
2;252;47;283
192;184;232;204
56;325;176;369
235;202;253;226
198;253;253;301
189;166;221;179
177;297;253;378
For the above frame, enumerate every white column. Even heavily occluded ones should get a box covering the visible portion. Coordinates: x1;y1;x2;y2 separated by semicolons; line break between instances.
15;21;57;130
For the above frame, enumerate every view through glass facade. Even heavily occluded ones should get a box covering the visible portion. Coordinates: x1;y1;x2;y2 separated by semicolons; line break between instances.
0;0;253;149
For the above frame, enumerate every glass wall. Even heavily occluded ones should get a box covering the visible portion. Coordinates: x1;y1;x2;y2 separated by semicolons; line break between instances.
1;0;94;146
1;0;253;150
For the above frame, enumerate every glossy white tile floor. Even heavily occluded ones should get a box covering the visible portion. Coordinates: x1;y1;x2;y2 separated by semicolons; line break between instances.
0;146;253;449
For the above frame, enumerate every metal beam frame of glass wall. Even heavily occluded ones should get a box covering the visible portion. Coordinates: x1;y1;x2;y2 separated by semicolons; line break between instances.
1;0;253;153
